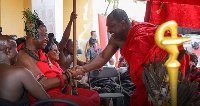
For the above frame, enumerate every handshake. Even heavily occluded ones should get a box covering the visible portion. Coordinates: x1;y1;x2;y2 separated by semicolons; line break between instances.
68;66;103;77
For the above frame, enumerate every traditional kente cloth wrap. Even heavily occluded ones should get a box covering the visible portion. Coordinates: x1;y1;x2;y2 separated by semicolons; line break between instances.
114;69;135;106
28;50;100;106
120;71;135;98
0;91;30;106
90;78;117;93
120;20;190;106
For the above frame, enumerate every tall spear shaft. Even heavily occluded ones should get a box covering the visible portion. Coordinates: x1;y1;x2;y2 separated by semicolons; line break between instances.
73;0;77;70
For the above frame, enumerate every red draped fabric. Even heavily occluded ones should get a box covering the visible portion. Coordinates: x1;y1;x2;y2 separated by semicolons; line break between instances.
145;0;200;29
150;0;200;5
120;21;190;106
23;49;100;106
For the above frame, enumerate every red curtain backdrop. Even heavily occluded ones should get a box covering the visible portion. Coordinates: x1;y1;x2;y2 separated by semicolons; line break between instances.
145;0;200;29
98;14;107;51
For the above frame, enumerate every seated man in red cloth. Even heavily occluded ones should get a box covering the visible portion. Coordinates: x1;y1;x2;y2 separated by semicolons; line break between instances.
16;10;100;106
0;35;50;106
188;52;200;91
73;9;190;106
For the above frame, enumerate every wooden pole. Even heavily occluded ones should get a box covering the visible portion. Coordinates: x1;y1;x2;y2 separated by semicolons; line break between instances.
73;0;77;70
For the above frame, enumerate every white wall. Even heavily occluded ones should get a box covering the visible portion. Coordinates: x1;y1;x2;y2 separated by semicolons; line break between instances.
92;0;146;39
118;0;146;22
55;0;63;42
31;0;63;41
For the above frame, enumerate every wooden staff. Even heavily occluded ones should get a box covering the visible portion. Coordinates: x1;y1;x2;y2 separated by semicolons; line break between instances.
73;0;77;70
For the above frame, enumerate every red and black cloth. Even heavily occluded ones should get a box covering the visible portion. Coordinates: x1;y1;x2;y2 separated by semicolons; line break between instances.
120;20;190;106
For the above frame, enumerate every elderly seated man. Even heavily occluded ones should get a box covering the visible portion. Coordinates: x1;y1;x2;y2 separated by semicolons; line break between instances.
0;35;50;106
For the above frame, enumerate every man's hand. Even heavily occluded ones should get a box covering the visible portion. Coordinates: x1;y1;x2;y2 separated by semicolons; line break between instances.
69;66;85;77
70;12;77;21
75;75;83;80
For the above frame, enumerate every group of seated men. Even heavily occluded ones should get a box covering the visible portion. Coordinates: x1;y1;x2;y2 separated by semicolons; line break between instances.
0;9;135;106
0;10;101;106
1;8;200;106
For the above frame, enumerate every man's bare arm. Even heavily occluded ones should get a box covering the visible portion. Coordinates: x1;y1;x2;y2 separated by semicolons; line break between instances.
58;12;76;67
77;58;86;66
18;68;50;100
59;12;76;51
59;20;72;51
85;41;89;55
16;52;64;90
96;39;100;46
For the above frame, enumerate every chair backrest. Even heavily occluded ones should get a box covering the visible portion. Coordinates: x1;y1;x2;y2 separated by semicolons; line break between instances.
31;98;80;106
89;66;123;93
89;67;124;104
89;66;119;78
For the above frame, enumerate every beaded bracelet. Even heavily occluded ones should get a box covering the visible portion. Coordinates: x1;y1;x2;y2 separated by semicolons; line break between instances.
67;69;73;75
63;71;71;84
37;75;45;82
36;73;45;82
56;74;65;88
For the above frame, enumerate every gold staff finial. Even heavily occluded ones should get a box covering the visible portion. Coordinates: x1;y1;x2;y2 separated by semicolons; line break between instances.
155;20;191;106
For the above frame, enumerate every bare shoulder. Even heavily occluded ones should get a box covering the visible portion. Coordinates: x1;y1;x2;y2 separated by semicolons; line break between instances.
2;66;32;80
8;66;35;86
108;36;124;49
11;66;31;76
17;50;31;61
16;50;36;66
107;37;119;50
0;65;32;92
16;50;41;76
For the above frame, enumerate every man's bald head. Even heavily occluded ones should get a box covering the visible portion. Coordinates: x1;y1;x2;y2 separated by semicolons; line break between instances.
0;35;17;65
107;9;130;24
0;35;15;51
